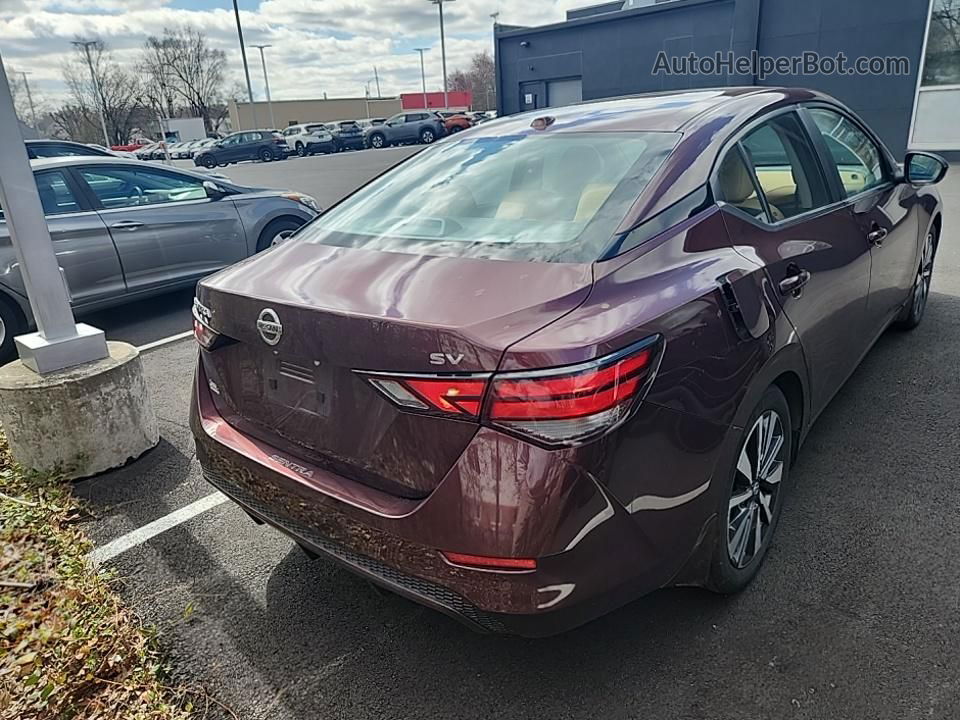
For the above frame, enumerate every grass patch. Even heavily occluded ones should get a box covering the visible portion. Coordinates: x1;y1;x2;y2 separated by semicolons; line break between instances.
0;436;224;719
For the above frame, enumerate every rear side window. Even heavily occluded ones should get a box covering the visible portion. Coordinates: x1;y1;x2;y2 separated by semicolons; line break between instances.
739;113;830;222
808;108;886;198
299;131;680;263
36;170;81;215
716;149;766;219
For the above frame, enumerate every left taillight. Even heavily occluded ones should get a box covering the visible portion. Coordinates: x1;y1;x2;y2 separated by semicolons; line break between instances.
192;298;220;350
361;336;662;446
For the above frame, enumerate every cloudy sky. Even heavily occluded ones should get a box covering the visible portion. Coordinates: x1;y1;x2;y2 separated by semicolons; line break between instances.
0;0;583;108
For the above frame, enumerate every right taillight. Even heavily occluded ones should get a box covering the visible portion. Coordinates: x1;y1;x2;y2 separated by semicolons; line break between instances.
486;337;662;446
360;337;662;447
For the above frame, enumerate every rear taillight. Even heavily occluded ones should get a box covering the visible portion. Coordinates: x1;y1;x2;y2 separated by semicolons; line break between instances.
487;339;659;445
361;337;661;445
192;298;220;350
364;375;487;418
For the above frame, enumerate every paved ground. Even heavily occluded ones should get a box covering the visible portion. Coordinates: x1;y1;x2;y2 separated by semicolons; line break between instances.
75;158;960;720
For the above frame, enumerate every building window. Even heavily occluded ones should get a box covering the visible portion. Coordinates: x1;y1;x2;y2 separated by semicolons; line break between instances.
922;0;960;86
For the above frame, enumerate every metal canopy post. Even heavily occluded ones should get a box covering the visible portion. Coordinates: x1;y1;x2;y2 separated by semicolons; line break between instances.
0;53;107;374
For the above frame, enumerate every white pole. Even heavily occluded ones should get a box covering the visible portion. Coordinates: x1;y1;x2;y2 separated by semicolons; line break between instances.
414;48;429;110
254;45;275;129
0;53;107;372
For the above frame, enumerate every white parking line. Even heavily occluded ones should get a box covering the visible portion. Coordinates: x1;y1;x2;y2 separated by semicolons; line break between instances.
136;330;194;353
90;491;228;566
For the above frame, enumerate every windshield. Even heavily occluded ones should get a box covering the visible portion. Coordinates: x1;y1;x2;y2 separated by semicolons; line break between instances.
298;131;679;263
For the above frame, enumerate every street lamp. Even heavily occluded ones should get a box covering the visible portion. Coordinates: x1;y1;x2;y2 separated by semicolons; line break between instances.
71;40;110;146
413;48;429;110
427;0;455;110
231;0;258;129
252;44;275;129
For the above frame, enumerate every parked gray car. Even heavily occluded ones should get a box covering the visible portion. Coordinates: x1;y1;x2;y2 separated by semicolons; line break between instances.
364;112;446;149
0;156;319;361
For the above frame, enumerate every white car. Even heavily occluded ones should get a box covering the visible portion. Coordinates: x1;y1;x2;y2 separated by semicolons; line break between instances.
281;123;336;157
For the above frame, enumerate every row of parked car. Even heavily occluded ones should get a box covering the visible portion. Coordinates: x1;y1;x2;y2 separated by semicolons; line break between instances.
186;111;498;168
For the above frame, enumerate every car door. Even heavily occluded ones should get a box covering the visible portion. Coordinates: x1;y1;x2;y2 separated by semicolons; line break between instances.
0;168;125;306
715;109;873;416
74;163;246;293
382;114;405;143
805;107;921;335
217;134;245;163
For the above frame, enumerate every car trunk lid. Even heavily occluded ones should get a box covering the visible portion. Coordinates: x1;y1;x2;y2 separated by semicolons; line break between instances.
197;241;593;497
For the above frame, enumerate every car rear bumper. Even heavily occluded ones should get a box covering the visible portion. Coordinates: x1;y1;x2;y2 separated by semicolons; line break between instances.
336;136;365;150
305;140;336;153
190;360;720;636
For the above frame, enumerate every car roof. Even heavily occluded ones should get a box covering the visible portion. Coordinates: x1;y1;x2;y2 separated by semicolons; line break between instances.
30;156;191;172
25;139;89;146
468;87;822;135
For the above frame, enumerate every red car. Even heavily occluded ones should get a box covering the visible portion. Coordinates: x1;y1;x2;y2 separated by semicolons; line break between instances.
191;88;946;636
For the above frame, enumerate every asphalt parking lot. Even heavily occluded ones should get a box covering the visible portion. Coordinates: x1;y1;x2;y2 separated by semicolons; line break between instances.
75;155;960;720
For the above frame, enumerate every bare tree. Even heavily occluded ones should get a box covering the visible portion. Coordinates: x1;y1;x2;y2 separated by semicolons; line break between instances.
447;51;496;111
60;40;145;144
925;0;960;85
142;26;227;132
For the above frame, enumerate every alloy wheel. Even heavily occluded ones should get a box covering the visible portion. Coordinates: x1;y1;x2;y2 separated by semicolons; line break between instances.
371;135;384;149
296;144;306;157
270;230;295;247
913;231;935;319
422;130;435;143
727;410;785;569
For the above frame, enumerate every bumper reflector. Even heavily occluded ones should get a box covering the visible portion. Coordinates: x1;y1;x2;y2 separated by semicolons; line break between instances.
442;551;537;571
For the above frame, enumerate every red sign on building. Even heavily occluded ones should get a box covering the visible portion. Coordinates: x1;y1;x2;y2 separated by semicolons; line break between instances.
401;91;473;110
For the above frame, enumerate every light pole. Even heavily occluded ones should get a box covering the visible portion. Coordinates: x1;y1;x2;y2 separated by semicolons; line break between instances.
72;40;110;146
18;71;38;130
428;0;455;110
252;44;275;129
232;0;258;129
413;48;429;110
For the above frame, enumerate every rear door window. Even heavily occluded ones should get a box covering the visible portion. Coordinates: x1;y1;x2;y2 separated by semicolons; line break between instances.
299;131;680;262
35;170;81;215
739;113;831;222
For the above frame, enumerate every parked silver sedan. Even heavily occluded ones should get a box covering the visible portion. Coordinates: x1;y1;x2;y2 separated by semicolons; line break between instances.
0;156;319;360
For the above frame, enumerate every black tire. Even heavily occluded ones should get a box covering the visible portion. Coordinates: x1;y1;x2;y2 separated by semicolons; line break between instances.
295;142;306;157
259;147;274;162
369;133;386;149
894;226;938;331
256;217;304;253
707;386;792;595
0;295;24;366
448;125;462;134
201;155;216;169
420;127;436;144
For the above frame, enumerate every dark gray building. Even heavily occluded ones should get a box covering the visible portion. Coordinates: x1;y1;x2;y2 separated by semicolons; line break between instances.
494;0;957;156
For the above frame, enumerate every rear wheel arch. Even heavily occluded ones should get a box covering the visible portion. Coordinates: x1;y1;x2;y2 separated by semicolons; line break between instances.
771;370;804;464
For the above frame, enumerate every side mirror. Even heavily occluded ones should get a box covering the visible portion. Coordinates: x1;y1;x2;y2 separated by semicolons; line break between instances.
905;151;948;186
203;180;227;200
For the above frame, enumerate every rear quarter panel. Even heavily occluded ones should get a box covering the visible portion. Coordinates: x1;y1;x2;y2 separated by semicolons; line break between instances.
498;208;808;586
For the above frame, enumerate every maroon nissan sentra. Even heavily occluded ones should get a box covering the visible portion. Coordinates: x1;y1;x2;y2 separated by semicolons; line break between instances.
190;88;946;636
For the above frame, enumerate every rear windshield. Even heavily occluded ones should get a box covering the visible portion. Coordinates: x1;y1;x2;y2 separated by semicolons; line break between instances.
298;131;679;262
305;124;326;133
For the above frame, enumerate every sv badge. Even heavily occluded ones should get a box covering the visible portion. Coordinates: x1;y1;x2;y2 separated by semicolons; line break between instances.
429;352;464;366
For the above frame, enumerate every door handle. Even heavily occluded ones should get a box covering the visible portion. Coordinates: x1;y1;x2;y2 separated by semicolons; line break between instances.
867;226;889;246
110;220;144;231
779;266;811;297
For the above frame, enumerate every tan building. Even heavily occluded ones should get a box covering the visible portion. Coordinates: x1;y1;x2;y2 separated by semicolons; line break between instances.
228;97;404;131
